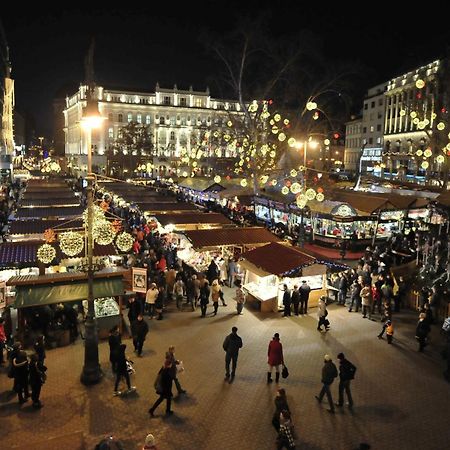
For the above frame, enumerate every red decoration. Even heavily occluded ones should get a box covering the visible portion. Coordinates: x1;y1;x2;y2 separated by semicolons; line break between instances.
285;180;291;187
44;228;56;243
268;99;273;105
226;175;231;180
441;107;447;113
333;132;340;140
416;92;422;99
317;187;324;193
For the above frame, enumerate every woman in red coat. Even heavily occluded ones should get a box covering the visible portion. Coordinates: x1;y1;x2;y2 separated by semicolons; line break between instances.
267;333;284;383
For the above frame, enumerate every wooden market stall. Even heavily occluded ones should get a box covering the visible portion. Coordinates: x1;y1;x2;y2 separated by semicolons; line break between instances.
154;211;234;231
239;242;328;312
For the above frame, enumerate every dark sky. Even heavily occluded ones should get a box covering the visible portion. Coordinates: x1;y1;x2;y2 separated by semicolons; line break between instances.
2;3;450;137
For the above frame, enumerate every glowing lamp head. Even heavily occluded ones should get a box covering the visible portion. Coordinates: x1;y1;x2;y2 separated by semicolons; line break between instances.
81;98;105;130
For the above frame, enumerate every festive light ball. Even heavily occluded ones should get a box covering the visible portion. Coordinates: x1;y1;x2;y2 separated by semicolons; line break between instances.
271;179;277;186
260;175;269;184
306;101;317;111
283;119;290;126
278;133;286;142
214;175;221;183
436;155;445;163
416;150;423;157
410;111;417;118
290;169;298;177
413;118;420;125
281;186;289;195
316;193;325;202
437;122;446;131
317;187;324;193
324;139;330;146
227;121;233;127
116;232;134;253
240;179;248;187
274;114;281;122
60;232;84;257
94;221;116;246
313;112;319;120
296;194;307;208
424;148;433;158
270;151;276;158
37;244;56;264
418;121;426;130
290;182;301;194
83;205;105;227
421;161;429;169
399;110;406;116
305;188;316;201
416;79;425;89
271;126;279;134
298;165;306;172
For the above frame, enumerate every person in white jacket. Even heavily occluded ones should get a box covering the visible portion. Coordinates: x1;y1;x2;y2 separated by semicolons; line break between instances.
145;283;158;318
317;296;329;332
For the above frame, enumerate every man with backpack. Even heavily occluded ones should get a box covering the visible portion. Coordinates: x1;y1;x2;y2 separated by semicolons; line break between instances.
315;354;338;413
335;352;356;409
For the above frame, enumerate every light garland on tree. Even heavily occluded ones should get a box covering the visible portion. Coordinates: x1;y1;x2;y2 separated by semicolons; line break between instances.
60;231;84;257
115;232;134;252
93;221;116;245
37;244;56;264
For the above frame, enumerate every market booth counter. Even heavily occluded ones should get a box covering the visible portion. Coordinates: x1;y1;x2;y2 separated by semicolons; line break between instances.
239;242;329;313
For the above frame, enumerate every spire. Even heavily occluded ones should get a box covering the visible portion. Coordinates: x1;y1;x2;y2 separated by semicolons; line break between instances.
84;38;96;90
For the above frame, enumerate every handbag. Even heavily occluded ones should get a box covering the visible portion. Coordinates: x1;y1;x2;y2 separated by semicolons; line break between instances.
176;360;185;374
282;365;289;379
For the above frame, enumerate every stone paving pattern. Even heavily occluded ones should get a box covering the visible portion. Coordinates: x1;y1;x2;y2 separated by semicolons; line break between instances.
1;286;450;450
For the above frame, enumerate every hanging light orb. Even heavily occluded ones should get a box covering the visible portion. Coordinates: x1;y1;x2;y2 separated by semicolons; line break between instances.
227;120;233;127
290;169;298;177
116;232;134;253
240;179;248;187
94;221;116;246
317;187;324;193
281;186;289;195
324;139;330;146
418;121;426;130
410;111;417;118
288;138;297;147
278;132;286;142
37;244;56;264
271;179;277;186
421;161;429;169
274;114;281;122
214;175;221;183
60;231;84;257
305;188;317;201
283;119;290;126
415;79;425;89
83;205;106;227
269;151;276;158
306;101;317;111
416;150;423;157
290;182;301;194
316;192;325;202
271;126;279;134
437;122;446;131
298;165;306;172
399;109;406;117
436;155;445;163
260;175;269;184
424;148;433;158
413;118;420;125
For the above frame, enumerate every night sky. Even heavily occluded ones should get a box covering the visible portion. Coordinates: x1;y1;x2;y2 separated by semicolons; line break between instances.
3;3;450;136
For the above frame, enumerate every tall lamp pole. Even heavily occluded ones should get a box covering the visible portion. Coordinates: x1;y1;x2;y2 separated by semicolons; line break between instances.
80;92;105;385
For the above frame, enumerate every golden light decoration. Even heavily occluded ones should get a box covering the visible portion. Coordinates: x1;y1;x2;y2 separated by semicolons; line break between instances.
290;169;298;177
324;139;330;146
436;155;445;163
281;186;289;195
60;231;84;257
418;121;426;130
296;194;307;208
260;175;269;184
437;122;446;131
115;232;134;253
83;205;105;227
410;111;417;118
305;188;316;201
100;200;109;211
37;244;56;264
413;118;420;125
274;114;281;122
316;192;325;202
214;175;221;183
424;148;433;158
399;110;406;116
278;133;286;142
416;149;423;157
290;182;301;194
271;126;279;134
44;228;56;243
415;79;425;89
298;165;306;172
227;120;233;127
283;119;290;126
421;161;429;169
288;137;296;148
94;221;115;246
271;179;277;186
240;179;248;187
306;101;317;111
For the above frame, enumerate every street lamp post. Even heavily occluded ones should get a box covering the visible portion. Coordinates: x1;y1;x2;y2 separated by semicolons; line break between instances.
80;93;104;385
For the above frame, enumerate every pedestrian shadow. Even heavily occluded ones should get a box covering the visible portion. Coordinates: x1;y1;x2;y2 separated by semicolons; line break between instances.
208;313;240;323
0;389;16;403
0;401;20;417
353;403;407;422
173;394;198;407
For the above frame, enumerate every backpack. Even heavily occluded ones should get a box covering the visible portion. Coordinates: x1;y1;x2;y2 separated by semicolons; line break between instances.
347;361;357;380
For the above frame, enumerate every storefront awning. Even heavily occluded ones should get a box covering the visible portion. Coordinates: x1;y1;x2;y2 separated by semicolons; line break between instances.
155;212;233;227
7;269;127;308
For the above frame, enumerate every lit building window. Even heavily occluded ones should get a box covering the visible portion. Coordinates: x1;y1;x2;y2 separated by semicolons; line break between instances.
108;128;114;138
137;114;142;124
118;114;123;122
195;98;202;108
146;115;151;125
128;113;133;123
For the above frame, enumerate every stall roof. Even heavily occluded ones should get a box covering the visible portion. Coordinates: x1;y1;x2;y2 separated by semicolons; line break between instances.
183;227;279;249
240;242;316;276
141;202;199;213
22;191;78;199
9;219;84;235
436;191;450;207
0;240;117;265
14;206;84;219
155;212;233;226
177;178;225;192
20;198;80;207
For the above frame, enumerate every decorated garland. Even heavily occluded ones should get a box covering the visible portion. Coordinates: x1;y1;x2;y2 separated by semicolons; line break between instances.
37;244;56;264
60;231;84;257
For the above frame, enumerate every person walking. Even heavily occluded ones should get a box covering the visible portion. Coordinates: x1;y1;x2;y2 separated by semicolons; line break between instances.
149;358;174;417
173;276;185;310
211;279;222;316
131;314;149;357
360;283;372;319
127;296;142;325
199;280;210;318
348;280;362;312
113;344;136;396
299;280;311;314
416;312;431;352
315;354;338;413
223;326;243;383
317;296;329;331
338;273;348;306
13;350;30;404
267;333;284;383
108;325;121;373
282;284;292;317
386;320;394;344
335;352;356;409
28;353;47;409
291;285;300;316
145;282;158;318
142;434;158;450
235;279;246;315
165;345;186;395
271;388;290;431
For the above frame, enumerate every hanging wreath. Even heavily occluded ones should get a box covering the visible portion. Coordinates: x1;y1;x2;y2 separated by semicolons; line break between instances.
60;231;84;257
93;221;115;246
37;244;56;264
44;228;56;243
115;232;134;253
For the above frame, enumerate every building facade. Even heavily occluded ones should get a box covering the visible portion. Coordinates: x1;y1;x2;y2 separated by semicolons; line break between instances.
64;84;243;177
344;116;362;172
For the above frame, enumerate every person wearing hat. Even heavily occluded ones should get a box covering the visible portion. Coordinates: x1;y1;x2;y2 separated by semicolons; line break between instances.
267;333;284;383
315;354;338;413
299;280;311;315
142;434;157;450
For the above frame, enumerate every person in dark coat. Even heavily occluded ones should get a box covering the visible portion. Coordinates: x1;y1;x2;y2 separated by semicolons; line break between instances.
131;314;149;356
272;388;290;431
299;280;311;314
33;335;46;365
349;280;362;312
267;333;284;383
223;326;243;383
165;345;186;395
338;273;348;305
199;280;210;318
155;286;165;321
207;259;220;285
13;350;29;404
127;297;142;324
108;325;121;373
149;359;174;417
416;312;431;352
29;353;47;408
315;354;338;413
282;285;291;317
335;352;356;408
113;344;135;395
291;285;300;316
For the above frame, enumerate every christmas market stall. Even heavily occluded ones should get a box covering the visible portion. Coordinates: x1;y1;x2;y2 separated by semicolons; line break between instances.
154;211;234;232
239;242;329;312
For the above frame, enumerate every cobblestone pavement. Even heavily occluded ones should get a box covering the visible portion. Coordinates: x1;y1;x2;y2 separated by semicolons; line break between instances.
1;288;449;450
